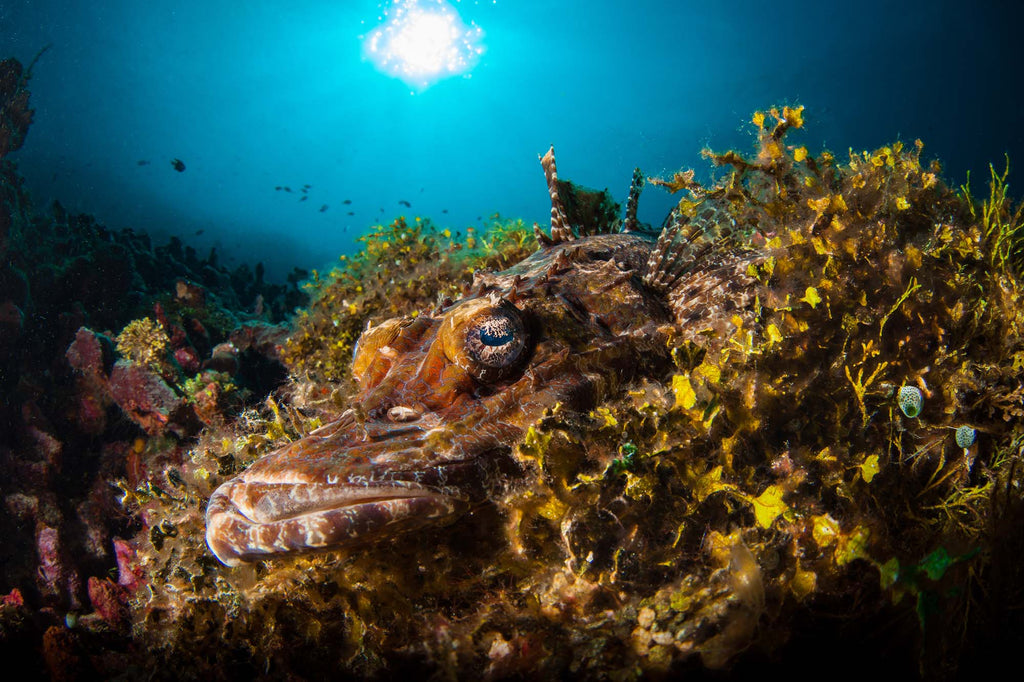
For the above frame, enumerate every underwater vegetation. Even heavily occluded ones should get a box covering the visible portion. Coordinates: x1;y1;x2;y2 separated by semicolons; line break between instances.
3;51;1024;677
59;106;1022;679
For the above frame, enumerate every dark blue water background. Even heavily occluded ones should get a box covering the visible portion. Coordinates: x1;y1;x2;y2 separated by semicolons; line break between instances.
2;0;1021;279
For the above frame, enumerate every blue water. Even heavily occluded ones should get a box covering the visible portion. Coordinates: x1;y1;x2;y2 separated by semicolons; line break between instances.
2;0;1021;280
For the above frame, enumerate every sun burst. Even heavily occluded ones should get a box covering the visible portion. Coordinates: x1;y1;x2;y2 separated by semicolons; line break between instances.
365;1;484;90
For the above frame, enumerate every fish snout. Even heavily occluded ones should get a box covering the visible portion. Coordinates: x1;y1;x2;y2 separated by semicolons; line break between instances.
205;470;466;566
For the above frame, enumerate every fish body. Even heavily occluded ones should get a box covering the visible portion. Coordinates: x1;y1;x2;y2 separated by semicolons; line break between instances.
206;151;755;566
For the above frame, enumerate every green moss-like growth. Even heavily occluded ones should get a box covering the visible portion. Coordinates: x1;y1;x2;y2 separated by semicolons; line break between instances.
117;108;1024;679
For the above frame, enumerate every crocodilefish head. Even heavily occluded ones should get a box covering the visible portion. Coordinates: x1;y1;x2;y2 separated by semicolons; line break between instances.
205;233;674;566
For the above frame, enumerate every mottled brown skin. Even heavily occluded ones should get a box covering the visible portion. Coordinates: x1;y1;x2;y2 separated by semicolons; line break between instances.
206;233;726;566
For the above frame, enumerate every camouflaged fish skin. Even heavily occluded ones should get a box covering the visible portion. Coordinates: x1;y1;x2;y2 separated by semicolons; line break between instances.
206;159;756;566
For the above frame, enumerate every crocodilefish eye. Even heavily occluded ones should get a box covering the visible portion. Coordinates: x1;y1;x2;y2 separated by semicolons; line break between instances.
466;305;526;370
441;299;528;383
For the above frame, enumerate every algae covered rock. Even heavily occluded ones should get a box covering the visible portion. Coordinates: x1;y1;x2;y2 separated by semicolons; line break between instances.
120;108;1024;679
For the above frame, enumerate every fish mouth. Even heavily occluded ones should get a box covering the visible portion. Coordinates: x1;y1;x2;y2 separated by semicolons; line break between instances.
206;478;467;567
204;400;527;566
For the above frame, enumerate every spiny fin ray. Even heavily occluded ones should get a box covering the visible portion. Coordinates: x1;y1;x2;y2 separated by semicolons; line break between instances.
642;196;759;326
540;146;574;244
623;167;644;233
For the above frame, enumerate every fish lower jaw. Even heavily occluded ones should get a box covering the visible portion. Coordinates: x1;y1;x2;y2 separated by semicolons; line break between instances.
205;485;464;567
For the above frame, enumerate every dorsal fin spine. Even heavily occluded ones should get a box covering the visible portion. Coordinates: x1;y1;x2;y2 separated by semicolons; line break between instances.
540;146;574;244
623;167;644;233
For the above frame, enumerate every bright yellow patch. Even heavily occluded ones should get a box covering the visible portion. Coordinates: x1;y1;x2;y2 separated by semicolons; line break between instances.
807;196;830;213
801;287;821;309
859;454;880;483
793;146;808;162
696;361;721;384
751;484;788;529
782;105;805;128
625;472;655;500
672;374;696;410
812;514;840;547
593;406;618;427
895;196;910;210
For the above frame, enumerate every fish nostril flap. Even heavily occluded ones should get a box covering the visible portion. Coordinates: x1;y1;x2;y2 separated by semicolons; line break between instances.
387;405;422;422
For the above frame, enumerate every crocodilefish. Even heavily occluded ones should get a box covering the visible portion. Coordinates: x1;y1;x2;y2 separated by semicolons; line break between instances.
206;148;760;566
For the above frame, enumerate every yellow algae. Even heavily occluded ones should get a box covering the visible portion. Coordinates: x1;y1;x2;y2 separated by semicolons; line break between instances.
672;373;697;410
800;287;821;308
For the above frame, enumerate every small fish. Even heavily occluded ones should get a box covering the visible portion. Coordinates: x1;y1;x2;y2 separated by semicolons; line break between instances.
137;160;150;166
299;195;308;202
171;158;186;172
442;209;448;214
195;229;205;236
304;184;312;189
347;211;355;216
320;204;329;213
284;187;293;193
399;200;412;208
379;207;385;213
343;199;352;205
205;146;758;566
301;187;309;194
275;186;282;191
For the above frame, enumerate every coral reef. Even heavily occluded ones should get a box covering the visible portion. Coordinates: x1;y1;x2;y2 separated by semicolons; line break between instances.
0;54;310;679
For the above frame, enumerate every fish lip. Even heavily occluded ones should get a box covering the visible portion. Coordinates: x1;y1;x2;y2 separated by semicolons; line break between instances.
224;479;443;525
205;479;465;567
